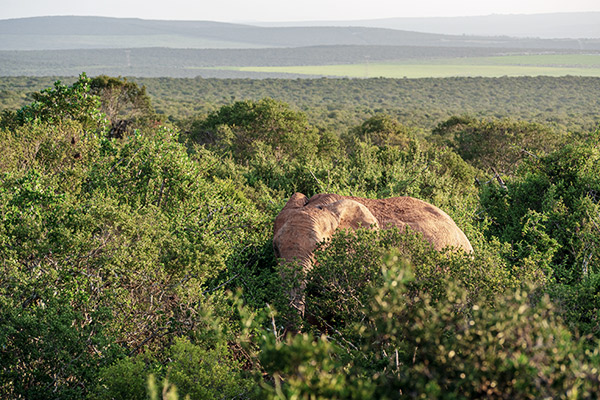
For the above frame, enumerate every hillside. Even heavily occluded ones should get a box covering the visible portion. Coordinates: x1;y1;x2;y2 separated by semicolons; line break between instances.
2;16;600;51
257;12;600;39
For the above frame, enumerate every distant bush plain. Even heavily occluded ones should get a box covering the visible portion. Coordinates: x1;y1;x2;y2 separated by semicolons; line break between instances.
226;54;600;78
3;48;600;79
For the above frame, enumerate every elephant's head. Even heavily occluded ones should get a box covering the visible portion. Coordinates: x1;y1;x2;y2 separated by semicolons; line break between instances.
273;193;379;315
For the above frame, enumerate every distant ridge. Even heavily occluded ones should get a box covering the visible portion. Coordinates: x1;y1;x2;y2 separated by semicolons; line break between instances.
1;16;599;51
0;16;249;36
255;12;600;40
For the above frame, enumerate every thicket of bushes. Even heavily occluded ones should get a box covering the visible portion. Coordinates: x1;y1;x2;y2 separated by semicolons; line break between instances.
1;74;599;399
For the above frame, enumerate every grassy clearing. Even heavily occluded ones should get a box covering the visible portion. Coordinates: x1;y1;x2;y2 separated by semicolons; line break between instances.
215;54;600;78
232;64;600;78
407;54;600;67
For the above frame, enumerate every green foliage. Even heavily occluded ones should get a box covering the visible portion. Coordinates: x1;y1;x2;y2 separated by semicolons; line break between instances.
90;75;157;137
147;375;180;400
189;98;320;163
550;274;600;338
258;257;600;399
0;120;100;187
346;114;418;150
93;337;254;400
364;258;600;399
481;140;600;284
2;73;106;131
3;74;600;399
434;116;566;173
306;228;542;340
258;332;375;399
478;139;600;338
168;337;254;399
0;269;122;399
0;78;273;398
0;134;269;349
91;356;150;400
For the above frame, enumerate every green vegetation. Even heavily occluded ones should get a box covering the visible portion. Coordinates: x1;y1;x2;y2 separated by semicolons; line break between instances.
2;45;600;78
234;62;600;78
3;75;600;135
227;54;600;78
2;74;600;399
447;54;600;66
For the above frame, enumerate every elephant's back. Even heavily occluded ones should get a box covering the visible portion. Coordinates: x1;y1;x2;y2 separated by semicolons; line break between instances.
305;193;472;252
351;196;473;253
340;196;435;225
308;194;451;226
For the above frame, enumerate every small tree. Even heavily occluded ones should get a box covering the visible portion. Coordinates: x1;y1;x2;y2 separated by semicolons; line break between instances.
6;73;106;131
189;98;320;163
347;114;418;150
90;75;156;137
433;116;565;174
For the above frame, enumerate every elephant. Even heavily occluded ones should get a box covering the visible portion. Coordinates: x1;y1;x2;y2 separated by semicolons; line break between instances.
273;192;473;316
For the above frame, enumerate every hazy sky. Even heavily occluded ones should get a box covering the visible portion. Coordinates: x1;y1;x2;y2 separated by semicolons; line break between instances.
2;0;600;22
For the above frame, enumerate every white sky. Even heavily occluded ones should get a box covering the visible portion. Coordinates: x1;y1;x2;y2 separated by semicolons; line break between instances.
2;0;600;22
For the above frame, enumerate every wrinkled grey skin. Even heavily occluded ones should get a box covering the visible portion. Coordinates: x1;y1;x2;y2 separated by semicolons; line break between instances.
273;193;473;317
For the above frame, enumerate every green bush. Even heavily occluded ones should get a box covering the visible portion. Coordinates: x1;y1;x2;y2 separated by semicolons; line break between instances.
365;257;600;399
549;273;600;338
305;228;542;341
90;75;157;137
92;337;255;400
433;116;565;174
345;114;418;150
258;256;600;399
258;332;375;400
0;80;274;398
480;140;600;285
188;98;320;163
1;73;106;132
0;277;122;399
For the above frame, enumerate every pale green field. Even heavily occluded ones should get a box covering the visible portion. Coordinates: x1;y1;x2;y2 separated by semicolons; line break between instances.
216;54;600;78
402;54;600;66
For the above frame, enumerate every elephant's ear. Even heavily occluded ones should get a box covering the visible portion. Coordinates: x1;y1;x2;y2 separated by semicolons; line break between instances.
283;193;309;210
324;199;379;230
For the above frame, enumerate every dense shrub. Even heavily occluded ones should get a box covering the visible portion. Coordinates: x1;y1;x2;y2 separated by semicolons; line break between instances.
305;227;543;341
433;116;566;174
0;79;274;398
550;274;600;339
89;75;157;137
365;258;600;399
258;257;600;399
0;73;106;131
345;114;418;150
92;337;255;400
481;139;600;285
258;331;375;400
0;282;122;399
188;98;321;163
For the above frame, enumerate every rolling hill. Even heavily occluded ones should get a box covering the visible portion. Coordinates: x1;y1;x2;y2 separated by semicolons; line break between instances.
2;16;600;51
3;15;600;78
255;12;600;39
